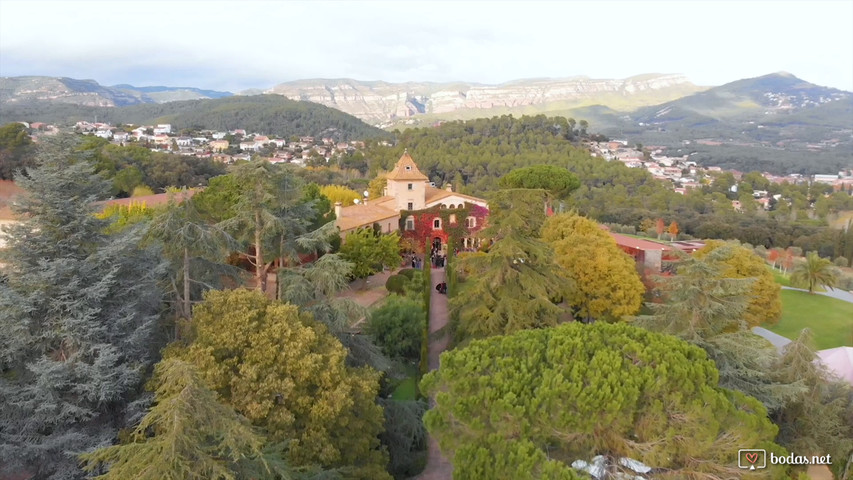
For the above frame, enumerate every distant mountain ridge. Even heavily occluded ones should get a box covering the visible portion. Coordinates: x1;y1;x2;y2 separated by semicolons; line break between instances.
0;76;233;107
261;74;705;123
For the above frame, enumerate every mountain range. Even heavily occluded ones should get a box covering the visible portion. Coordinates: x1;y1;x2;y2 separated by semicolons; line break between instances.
0;73;850;173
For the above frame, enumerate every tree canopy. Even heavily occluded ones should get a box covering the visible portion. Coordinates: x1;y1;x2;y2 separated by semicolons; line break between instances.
421;322;788;479
693;240;782;327
168;289;391;480
0;136;166;479
542;213;644;321
498;164;580;200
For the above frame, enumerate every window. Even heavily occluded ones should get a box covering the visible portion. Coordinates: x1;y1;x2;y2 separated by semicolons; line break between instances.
449;214;457;224
407;183;413;190
405;216;415;231
407;202;413;210
466;216;477;228
433;218;442;230
405;165;412;171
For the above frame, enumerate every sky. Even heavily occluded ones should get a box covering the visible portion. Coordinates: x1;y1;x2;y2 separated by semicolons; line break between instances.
1;0;851;92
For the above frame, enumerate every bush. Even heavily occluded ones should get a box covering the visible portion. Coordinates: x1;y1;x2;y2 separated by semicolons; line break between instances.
385;275;407;295
367;295;425;361
834;256;849;267
398;268;418;279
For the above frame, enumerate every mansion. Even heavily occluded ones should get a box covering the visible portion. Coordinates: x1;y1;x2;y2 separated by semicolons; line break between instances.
335;151;489;253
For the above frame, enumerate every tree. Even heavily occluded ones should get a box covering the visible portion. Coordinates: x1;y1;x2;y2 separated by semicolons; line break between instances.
420;323;788;479
79;359;286;480
770;330;853;478
636;253;754;341
498;165;581;200
694;241;782;327
170;289;391;480
636;252;802;411
790;251;840;294
277;254;389;370
668;220;679;240
366;295;425;361
0;122;35;180
543;213;644;322
145;194;238;325
655;217;665;239
0;136;166;479
320;184;361;207
339;228;400;279
451;190;569;342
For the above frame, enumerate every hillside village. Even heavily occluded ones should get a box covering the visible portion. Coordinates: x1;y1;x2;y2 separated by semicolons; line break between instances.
66;120;379;165
590;140;853;209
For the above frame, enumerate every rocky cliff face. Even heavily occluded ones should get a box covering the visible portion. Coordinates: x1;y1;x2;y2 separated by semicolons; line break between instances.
0;76;147;107
264;74;703;123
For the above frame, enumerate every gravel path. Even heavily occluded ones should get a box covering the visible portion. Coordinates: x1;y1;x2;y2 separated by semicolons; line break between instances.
416;267;453;480
781;285;853;304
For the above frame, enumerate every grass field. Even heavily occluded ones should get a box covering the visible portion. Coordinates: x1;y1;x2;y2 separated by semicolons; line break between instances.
391;377;418;401
765;289;853;349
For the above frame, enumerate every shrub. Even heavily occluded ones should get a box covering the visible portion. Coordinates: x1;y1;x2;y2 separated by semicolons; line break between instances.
385;274;407;295
367;295;425;361
833;256;849;267
398;268;418;279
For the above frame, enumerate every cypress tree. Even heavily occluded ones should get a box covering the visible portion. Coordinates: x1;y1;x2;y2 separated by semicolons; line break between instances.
0;136;166;479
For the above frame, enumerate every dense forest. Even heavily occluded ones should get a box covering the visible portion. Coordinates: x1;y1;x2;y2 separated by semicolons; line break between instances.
0;95;392;141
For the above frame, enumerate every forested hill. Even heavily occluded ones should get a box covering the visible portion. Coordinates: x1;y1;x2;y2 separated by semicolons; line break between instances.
366;115;655;196
0;95;392;141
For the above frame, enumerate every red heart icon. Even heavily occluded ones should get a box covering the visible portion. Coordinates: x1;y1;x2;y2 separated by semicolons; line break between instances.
746;452;759;464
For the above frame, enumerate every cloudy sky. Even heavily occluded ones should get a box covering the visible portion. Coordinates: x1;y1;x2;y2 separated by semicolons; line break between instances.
1;0;851;92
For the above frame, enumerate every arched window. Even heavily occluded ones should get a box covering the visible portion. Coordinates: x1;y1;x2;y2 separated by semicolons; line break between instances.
466;216;477;228
433;218;442;230
439;204;446;209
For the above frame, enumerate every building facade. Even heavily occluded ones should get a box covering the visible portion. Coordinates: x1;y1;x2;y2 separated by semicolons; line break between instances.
335;151;489;253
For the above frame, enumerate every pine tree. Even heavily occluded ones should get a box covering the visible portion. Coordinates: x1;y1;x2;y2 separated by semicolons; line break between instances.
770;330;853;478
79;359;283;480
0;136;166;479
145;193;238;325
451;189;569;342
421;323;789;479
278;254;389;370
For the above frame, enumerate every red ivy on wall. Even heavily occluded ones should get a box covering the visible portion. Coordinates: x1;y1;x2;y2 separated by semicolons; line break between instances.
399;203;489;252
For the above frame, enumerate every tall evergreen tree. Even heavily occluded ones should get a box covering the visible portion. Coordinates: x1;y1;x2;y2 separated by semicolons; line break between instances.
450;189;569;343
0;136;166;479
278;254;389;370
79;359;284;480
145;194;239;325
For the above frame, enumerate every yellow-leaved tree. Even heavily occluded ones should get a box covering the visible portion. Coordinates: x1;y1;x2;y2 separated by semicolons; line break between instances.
694;240;782;327
542;213;645;322
320;184;361;207
169;289;391;480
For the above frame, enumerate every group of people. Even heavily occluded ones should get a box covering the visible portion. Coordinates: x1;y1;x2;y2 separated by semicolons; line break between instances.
430;247;446;268
435;282;447;294
408;255;423;269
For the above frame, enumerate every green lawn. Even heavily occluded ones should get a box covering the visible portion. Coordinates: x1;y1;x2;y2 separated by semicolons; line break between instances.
765;289;853;349
391;377;418;401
